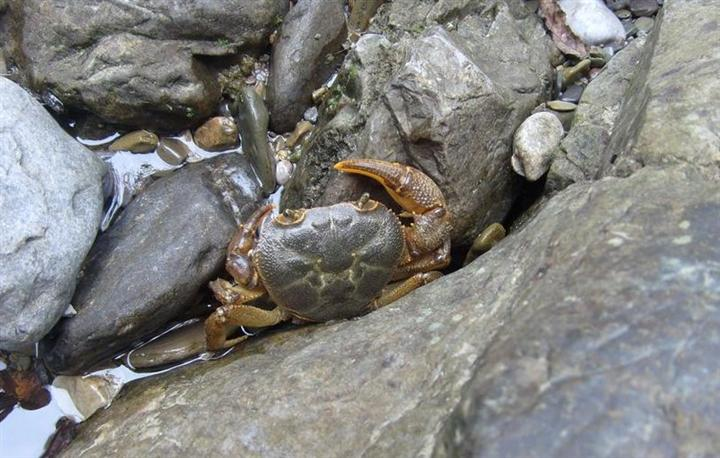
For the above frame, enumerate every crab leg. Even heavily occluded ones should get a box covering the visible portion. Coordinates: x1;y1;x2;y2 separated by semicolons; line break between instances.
205;304;289;351
206;204;280;351
370;271;443;310
334;159;452;258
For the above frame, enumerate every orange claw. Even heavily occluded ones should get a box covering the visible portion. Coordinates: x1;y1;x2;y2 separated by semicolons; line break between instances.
334;159;445;214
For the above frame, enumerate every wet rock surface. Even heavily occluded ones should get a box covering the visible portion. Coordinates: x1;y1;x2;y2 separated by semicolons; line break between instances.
44;154;262;374
283;1;554;245
3;0;289;130
267;0;347;133
0;78;105;352
63;164;720;457
234;87;276;195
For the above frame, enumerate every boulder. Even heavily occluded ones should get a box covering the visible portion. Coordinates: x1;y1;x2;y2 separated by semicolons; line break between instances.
601;0;720;178
3;0;289;130
267;0;347;132
546;36;649;191
0;78;105;352
282;0;554;245
62;159;720;457
44;154;262;374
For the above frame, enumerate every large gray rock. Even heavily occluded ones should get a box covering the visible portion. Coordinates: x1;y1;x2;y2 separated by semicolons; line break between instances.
435;165;720;457
44;154;262;375
267;0;347;133
283;0;554;245
3;0;288;130
601;0;720;178
0;78;105;352
62;159;719;456
547;36;648;191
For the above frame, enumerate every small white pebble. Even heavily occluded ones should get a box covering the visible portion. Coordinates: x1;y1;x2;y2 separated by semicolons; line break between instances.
512;112;565;181
678;220;691;230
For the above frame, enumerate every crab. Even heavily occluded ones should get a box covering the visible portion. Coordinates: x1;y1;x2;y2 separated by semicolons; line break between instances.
205;159;453;351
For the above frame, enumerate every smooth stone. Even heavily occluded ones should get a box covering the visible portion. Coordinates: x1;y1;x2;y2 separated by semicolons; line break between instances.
125;320;208;370
635;16;655;33
234;86;276;195
0;78;105;351
43;154;262;375
53;374;123;420
156;138;190;166
6;0;289;130
285;120;313;148
629;0;659;17
463;223;506;265
511;112;565;181
267;0;347;132
558;0;626;46
615;8;632;19
283;12;554;245
605;0;629;10
547;100;578;112
193;117;238;151
275;159;294;185
64;165;720;457
560;84;584;103
109;130;158;153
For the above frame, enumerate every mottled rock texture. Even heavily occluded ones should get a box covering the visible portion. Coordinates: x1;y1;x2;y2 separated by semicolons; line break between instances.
0;78;105;352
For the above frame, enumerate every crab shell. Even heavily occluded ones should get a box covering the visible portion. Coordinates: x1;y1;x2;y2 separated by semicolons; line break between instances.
253;200;404;322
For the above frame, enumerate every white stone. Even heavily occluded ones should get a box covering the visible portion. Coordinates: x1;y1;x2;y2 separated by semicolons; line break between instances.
276;159;294;185
512;112;565;181
558;0;626;47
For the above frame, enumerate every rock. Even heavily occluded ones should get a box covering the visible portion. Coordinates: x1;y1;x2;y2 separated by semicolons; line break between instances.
437;167;720;455
601;1;720;178
234;86;276;195
546;36;648;192
511;112;565;181
546;100;578;112
634;16;655;34
283;2;554;246
559;84;584;103
43;154;262;374
275;159;294;185
4;0;289;130
156;138;190;166
53;373;123;420
193;117;238;151
63;165;720;457
0;78;105;352
267;0;347;132
108;130;159;153
125;320;208;370
348;0;386;32
558;0;626;47
629;0;659;17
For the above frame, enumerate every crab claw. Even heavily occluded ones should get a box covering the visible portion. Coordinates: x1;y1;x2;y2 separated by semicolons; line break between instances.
334;159;445;215
335;159;452;261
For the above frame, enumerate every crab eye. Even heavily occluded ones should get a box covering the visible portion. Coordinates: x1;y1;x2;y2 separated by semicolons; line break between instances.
275;209;306;226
